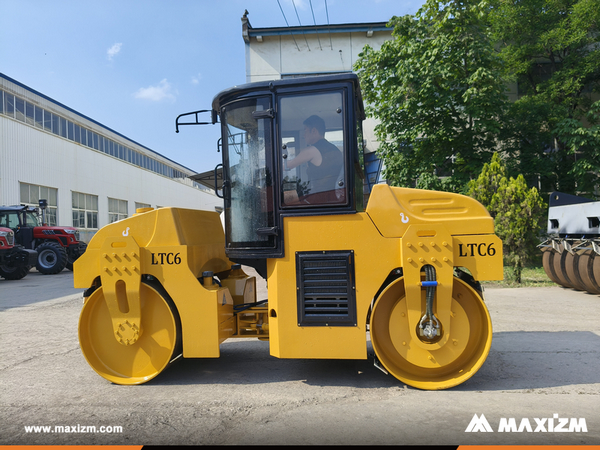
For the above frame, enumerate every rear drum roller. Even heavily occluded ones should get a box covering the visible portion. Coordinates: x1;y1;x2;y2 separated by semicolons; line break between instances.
370;276;492;390
78;281;181;385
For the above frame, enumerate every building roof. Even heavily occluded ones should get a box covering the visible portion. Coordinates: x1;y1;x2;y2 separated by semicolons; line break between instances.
0;72;195;174
242;12;391;43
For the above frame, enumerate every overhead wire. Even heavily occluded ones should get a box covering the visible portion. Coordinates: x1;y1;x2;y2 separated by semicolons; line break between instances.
324;0;333;50
291;0;311;50
277;0;300;51
309;0;323;50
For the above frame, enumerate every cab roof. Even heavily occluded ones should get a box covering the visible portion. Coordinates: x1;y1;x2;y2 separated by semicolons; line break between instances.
212;73;365;120
0;205;32;212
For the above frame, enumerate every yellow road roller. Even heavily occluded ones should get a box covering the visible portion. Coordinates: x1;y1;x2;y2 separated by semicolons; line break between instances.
75;74;503;390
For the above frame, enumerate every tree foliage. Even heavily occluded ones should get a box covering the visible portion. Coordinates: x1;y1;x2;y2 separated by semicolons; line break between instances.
491;175;546;283
490;0;600;196
355;0;508;189
354;0;599;279
356;0;600;197
467;152;506;215
554;100;600;195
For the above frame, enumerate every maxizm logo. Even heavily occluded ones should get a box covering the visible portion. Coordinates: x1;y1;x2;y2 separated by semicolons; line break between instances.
465;414;587;433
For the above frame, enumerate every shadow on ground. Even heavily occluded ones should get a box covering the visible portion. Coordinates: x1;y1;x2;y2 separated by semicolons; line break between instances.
150;330;599;391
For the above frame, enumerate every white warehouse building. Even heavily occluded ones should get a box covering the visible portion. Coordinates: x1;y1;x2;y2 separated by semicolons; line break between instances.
0;73;222;243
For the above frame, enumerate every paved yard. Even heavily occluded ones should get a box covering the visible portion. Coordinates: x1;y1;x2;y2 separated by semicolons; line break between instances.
0;271;598;445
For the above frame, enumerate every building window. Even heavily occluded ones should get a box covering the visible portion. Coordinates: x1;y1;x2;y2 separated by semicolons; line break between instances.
34;105;43;128
80;127;87;146
67;120;74;140
51;114;60;136
15;97;25;122
20;182;58;226
59;117;67;138
43;110;52;132
108;198;128;223
3;92;14;117
72;192;98;229
25;101;35;126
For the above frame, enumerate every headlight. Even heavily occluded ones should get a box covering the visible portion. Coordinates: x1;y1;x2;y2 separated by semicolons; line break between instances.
65;229;80;241
0;230;14;245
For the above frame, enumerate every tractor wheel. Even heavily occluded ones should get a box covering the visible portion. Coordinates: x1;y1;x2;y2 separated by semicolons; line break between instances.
35;242;67;274
78;280;181;385
370;275;492;390
0;265;30;280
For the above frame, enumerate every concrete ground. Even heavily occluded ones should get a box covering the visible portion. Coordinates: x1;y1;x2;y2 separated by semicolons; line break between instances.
0;269;598;445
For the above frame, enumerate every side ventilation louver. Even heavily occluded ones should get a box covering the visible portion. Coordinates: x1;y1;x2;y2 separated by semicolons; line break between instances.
296;250;357;327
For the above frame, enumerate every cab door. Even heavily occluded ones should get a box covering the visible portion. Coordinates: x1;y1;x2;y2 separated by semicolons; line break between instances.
221;96;281;258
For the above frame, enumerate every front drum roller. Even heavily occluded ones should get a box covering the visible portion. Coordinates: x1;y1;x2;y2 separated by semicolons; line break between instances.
370;276;492;390
79;281;181;385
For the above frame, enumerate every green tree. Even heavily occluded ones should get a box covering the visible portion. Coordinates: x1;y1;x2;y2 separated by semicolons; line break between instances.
416;171;443;191
467;152;506;215
490;0;600;196
355;0;508;190
469;153;546;282
491;175;546;283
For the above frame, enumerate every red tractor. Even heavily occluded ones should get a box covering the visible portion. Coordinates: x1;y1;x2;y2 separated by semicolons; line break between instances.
0;204;87;275
0;226;37;280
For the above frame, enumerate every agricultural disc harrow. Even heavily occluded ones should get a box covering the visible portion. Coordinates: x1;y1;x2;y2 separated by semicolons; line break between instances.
540;192;600;295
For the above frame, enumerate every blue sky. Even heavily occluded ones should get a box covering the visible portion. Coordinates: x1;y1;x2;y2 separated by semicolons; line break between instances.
1;0;423;173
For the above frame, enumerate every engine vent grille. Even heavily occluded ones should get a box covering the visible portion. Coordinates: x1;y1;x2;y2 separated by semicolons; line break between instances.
296;250;356;327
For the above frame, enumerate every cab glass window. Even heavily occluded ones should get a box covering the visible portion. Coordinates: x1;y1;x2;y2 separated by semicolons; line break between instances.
0;212;22;230
222;97;276;249
25;212;40;227
279;91;346;207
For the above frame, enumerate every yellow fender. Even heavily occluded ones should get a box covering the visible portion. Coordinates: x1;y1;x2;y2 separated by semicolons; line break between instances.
75;208;234;384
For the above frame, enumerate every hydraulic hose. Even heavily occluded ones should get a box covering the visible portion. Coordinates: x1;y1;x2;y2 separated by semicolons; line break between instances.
424;264;436;317
418;265;442;341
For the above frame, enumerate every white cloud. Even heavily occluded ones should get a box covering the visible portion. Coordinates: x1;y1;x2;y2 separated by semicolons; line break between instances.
285;0;307;10
107;43;122;61
191;73;202;85
134;79;177;102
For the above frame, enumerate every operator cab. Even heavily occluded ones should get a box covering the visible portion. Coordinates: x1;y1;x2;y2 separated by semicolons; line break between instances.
0;206;39;249
179;74;366;270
